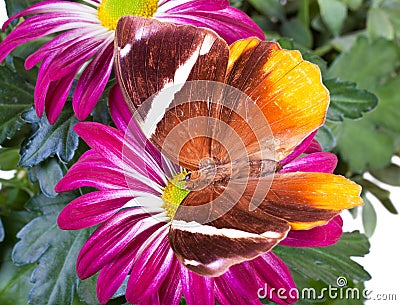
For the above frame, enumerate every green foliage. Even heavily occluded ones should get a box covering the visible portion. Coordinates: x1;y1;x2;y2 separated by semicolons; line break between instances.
28;158;64;198
318;0;348;36
12;193;91;305
370;163;400;186
4;0;44;17
357;178;398;214
328;37;400;172
315;125;336;152
274;232;371;285
0;211;36;304
362;196;377;238
324;79;378;122
19;107;79;167
0;59;35;145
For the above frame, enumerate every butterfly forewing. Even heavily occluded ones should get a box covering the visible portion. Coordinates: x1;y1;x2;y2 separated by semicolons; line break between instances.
115;16;229;169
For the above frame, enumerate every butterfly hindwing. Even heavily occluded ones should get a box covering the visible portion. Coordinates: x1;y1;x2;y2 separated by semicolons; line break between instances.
170;183;290;277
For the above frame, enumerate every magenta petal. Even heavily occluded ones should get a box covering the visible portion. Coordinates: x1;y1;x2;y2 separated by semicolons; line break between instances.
45;73;76;124
218;263;260;301
55;150;154;193
181;266;214;305
34;53;57;117
126;229;173;303
158;258;182;305
280;131;317;165
251;252;297;304
156;0;264;43
108;84;132;133
47;37;103;81
74;122;165;186
280;152;338;174
73;38;114;120
281;216;343;247
304;139;322;154
97;246;138;305
0;14;96;62
25;27;98;69
74;122;124;165
76;210;162;279
214;276;262;305
138;295;161;305
2;0;97;30
55;150;130;192
57;190;133;230
157;0;228;12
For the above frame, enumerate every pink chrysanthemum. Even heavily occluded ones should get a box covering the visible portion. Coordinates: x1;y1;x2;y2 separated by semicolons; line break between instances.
0;0;264;123
55;85;344;305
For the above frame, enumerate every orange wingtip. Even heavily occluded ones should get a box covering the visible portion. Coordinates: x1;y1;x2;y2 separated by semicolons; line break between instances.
227;38;329;161
272;172;364;211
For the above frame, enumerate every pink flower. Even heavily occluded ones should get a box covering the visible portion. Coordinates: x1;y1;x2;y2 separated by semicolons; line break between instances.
0;0;264;123
55;85;344;305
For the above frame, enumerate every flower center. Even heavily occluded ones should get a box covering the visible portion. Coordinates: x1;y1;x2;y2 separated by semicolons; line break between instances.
98;0;158;30
162;172;190;220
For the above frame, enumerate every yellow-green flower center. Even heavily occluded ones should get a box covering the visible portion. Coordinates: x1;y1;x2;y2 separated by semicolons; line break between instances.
98;0;158;30
162;172;190;219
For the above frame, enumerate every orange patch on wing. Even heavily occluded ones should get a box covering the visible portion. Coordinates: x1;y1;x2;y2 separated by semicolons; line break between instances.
250;172;363;231
289;220;328;230
227;39;329;161
271;172;363;210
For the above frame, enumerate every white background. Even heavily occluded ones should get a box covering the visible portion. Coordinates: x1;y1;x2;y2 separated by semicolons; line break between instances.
0;1;399;304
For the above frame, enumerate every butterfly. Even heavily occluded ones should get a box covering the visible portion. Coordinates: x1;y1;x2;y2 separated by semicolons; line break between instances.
115;16;363;277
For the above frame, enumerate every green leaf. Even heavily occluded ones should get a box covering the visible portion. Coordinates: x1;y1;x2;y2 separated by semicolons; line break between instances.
342;0;363;10
325;79;377;122
0;147;19;171
327;36;399;90
367;7;395;40
19;107;79;167
0;251;35;305
0;60;33;144
12;193;91;305
335;118;394;172
318;0;347;36
358;178;398;214
367;76;400;134
28;158;64;198
77;276;100;305
281;18;313;49
328;36;400;172
4;0;43;17
361;196;377;238
0;211;36;304
371;0;400;40
248;0;285;21
315;125;336;151
370;163;400;186
274;231;371;285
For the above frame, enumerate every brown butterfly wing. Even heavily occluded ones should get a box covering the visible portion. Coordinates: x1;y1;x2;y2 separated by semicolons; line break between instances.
115;16;229;169
169;183;290;277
